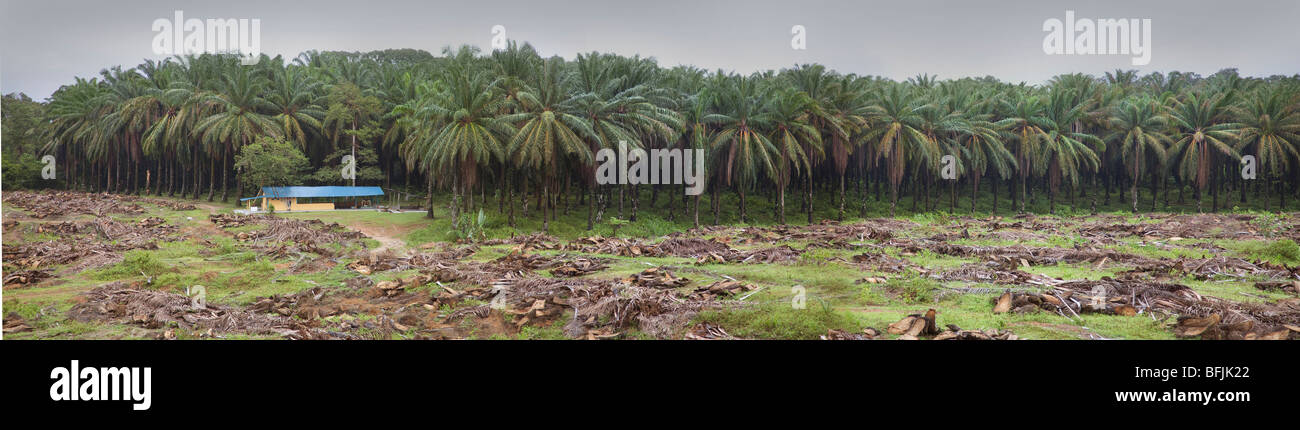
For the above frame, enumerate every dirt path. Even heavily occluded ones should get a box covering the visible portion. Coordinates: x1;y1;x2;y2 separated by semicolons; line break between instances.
350;223;410;255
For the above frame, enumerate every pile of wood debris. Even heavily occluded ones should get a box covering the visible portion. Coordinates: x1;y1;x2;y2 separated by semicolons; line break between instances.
990;278;1300;339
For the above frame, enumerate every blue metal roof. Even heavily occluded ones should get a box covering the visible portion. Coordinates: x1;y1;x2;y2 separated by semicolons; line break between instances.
255;186;385;199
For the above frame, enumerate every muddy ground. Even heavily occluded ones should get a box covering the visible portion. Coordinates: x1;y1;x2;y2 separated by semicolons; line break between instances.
3;190;1299;340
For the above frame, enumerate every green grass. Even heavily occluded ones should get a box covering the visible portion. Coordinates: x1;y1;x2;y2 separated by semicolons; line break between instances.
5;185;1293;340
694;303;863;339
1230;239;1300;265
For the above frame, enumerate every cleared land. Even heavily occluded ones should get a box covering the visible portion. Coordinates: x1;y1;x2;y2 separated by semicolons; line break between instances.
3;190;1299;340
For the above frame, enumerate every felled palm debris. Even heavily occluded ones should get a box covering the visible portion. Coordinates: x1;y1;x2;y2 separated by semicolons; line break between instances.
849;251;916;273
345;246;480;275
936;262;1064;286
3;312;33;334
481;232;561;251
68;282;296;335
3;269;52;287
35;221;83;235
2;217;176;272
207;213;254;228
896;238;1297;283
3;190;198;218
215;214;366;243
691;280;757;300
1076;213;1273;240
1122;256;1297;281
549;257;610;277
932;326;1018;340
685;322;738;340
992;282;1163;318
939;262;1033;284
625;267;690;289
484;274;745;339
63;240;742;340
1254;281;1300;295
492;252;561;270
344;276;374;290
209;214;368;257
564;236;668;257
370;273;434;298
146;199;196;211
2;191;145;218
897;240;1150;268
887;309;940;338
989;278;1300;339
1173;314;1298;340
654;237;735;257
245;285;440;339
736;245;803;264
694;244;805;265
820;327;882;340
719;220;899;247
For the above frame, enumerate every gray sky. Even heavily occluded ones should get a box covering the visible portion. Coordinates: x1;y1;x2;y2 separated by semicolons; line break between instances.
3;0;1298;100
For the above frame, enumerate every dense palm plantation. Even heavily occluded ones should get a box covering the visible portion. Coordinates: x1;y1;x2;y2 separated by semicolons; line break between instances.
18;45;1300;231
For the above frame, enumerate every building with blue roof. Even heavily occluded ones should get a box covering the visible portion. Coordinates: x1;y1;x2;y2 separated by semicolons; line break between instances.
240;186;384;212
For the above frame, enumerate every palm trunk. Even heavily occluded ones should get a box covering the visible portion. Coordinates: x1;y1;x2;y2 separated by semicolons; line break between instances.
587;184;595;231
425;171;435;219
838;173;845;221
207;156;216;202
221;153;230;203
692;195;700;229
778;182;787;225
806;172;813;224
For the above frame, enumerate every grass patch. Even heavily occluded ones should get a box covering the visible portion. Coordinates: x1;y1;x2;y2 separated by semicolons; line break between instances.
1232;239;1300;265
694;303;861;339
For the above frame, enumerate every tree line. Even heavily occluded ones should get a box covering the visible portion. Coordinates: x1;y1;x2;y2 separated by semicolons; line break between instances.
10;43;1300;231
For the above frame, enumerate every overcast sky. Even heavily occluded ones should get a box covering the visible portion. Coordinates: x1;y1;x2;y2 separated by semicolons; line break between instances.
2;0;1298;100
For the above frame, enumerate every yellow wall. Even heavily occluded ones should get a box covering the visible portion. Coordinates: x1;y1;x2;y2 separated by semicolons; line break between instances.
259;198;334;212
292;202;335;211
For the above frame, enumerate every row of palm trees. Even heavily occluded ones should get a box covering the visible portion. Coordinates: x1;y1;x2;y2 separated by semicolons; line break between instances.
38;44;1300;232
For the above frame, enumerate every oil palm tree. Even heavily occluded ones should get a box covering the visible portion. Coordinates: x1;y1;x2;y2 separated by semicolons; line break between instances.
763;88;822;224
1106;96;1170;212
1165;91;1240;211
953;92;1016;213
504;57;596;232
395;59;511;221
193;66;281;202
862;84;935;216
1037;88;1104;213
1233;86;1300;210
785;64;850;222
996;91;1049;213
266;65;326;149
704;74;778;223
45;77;110;191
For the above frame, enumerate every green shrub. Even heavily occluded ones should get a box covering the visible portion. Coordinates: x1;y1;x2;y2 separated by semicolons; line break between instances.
1239;239;1300;264
93;250;169;281
880;277;940;304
